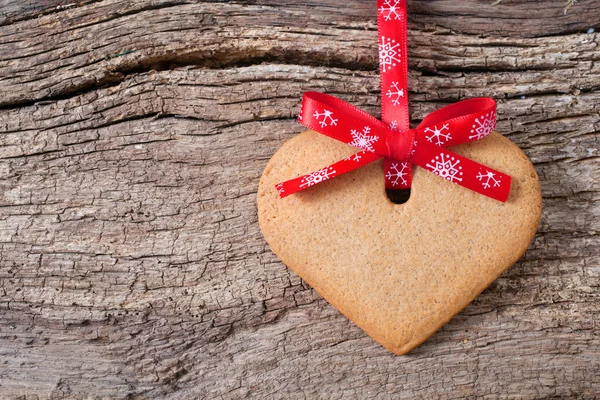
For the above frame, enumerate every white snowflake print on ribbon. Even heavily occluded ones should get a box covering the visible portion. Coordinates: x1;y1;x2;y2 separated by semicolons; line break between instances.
299;167;337;189
349;126;379;153
313;109;338;127
424;124;452;146
386;82;405;106
344;153;362;162
469;111;496;140
385;162;409;186
379;36;400;73
276;183;285;195
426;153;463;182
390;120;398;131
477;170;501;189
298;104;303;121
378;0;402;21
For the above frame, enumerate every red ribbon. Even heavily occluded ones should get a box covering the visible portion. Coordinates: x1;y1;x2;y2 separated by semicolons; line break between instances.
275;0;511;203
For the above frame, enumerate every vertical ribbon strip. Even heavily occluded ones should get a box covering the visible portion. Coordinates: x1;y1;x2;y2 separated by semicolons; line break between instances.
378;0;411;190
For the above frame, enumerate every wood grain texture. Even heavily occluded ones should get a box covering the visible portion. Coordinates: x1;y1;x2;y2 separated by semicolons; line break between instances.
0;0;598;398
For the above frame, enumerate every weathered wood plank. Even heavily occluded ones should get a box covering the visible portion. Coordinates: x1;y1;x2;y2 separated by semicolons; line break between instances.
0;0;599;398
1;64;599;398
1;0;597;37
1;0;599;107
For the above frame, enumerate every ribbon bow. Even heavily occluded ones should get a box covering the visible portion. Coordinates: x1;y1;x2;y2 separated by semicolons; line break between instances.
276;0;511;203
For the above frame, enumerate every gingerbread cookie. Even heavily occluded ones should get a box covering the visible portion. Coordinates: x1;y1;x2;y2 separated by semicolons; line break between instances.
257;129;541;355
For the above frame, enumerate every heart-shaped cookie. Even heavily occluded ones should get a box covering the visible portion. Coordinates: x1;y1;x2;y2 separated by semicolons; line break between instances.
258;129;542;355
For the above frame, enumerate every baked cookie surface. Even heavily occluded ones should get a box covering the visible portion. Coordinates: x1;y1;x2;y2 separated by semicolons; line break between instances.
258;130;542;355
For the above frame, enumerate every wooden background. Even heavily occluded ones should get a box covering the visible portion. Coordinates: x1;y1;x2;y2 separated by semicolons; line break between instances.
0;0;599;398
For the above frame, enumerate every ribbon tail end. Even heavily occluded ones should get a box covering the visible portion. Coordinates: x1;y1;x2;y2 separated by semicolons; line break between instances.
275;183;291;199
499;176;512;203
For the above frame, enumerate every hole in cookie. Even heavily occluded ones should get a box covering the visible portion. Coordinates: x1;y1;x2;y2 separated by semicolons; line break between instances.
386;188;411;204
